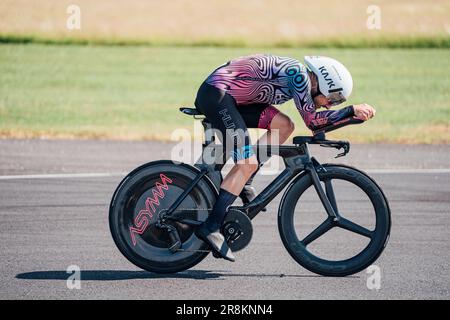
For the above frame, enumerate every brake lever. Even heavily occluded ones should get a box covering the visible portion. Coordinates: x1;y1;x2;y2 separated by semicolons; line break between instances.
335;143;350;158
318;141;350;158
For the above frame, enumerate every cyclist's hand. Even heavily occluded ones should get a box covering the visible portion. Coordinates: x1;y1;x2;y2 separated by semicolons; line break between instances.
353;103;376;121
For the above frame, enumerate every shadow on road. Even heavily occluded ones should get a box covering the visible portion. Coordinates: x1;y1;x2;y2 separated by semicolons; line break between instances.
16;270;346;281
16;270;221;281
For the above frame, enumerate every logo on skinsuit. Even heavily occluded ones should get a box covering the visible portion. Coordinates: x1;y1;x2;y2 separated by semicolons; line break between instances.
231;145;255;161
129;173;173;246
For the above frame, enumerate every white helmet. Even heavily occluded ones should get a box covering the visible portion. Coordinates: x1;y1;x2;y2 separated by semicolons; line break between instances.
304;56;353;106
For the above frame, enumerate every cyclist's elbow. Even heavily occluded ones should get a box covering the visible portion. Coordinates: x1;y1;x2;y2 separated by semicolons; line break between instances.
301;114;317;132
304;121;316;132
287;119;295;134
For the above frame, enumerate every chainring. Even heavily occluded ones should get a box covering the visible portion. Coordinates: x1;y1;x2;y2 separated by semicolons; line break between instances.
221;209;253;252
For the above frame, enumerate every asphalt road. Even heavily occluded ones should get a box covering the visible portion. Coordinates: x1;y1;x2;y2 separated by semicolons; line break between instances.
0;139;449;299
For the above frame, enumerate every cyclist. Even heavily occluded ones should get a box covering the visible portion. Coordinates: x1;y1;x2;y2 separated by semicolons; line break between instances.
194;54;375;261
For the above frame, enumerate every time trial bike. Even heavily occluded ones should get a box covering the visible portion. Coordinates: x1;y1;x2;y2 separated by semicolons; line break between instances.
109;107;391;277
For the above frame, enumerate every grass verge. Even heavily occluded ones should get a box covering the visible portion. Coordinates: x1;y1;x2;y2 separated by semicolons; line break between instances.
0;44;449;143
0;33;449;49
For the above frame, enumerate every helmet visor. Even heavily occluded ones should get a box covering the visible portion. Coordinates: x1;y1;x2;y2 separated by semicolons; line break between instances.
326;91;346;106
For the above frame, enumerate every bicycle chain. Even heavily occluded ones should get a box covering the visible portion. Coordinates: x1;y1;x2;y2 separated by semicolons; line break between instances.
175;249;212;253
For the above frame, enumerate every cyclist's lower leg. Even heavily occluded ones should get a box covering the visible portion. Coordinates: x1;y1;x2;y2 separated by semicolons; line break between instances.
204;155;258;230
196;155;258;261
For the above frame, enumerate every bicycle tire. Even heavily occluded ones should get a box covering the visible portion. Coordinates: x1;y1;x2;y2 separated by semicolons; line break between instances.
109;160;218;273
278;164;391;277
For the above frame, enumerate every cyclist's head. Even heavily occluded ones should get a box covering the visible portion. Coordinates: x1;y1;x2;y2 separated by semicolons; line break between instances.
304;56;353;108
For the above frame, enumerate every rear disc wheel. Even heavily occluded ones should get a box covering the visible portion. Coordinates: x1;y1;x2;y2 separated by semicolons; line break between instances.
109;161;218;273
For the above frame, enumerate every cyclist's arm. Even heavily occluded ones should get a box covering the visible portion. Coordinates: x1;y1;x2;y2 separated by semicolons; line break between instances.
290;70;354;131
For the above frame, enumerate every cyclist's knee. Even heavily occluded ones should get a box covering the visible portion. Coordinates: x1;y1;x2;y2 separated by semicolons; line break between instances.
271;113;295;137
281;117;295;136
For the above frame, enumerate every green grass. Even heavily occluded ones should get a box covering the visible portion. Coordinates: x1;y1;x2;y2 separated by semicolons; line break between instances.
0;44;449;143
1;34;449;49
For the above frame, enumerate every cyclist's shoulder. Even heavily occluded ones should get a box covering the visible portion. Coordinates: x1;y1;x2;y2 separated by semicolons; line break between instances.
228;53;299;63
239;54;305;69
261;54;308;73
225;54;308;78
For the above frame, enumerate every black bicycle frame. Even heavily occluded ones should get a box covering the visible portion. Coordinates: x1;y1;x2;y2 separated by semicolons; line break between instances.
164;134;344;224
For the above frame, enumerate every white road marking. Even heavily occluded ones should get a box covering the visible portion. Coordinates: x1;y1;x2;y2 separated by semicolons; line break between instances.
0;172;127;180
0;169;449;180
366;169;450;174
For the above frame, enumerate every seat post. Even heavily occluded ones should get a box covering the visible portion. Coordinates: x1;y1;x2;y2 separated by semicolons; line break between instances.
302;142;311;159
199;118;225;170
201;119;214;147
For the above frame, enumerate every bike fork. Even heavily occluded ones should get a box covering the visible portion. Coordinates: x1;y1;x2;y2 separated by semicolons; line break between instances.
306;158;340;221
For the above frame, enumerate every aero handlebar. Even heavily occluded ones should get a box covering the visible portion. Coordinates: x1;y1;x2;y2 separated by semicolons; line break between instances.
313;117;364;137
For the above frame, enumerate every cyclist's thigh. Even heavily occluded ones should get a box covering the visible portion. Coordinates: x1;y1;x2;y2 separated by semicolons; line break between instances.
237;104;281;129
195;82;254;162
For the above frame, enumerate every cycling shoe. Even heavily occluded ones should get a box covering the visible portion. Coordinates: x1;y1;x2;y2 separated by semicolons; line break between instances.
195;223;235;262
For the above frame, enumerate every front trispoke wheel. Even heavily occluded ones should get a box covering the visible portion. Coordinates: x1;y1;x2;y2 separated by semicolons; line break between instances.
278;164;391;276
